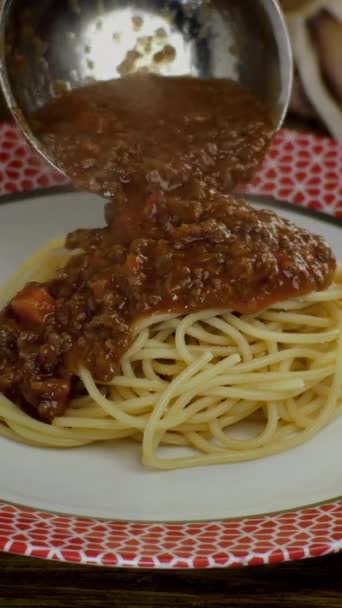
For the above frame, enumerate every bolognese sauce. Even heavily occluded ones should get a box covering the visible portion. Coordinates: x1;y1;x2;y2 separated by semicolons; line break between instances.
0;76;336;421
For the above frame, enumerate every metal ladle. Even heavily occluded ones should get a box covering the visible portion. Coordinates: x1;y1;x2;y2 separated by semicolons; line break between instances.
0;0;292;177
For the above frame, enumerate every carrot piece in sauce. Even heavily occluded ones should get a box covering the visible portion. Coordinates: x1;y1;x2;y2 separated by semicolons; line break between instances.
11;285;55;325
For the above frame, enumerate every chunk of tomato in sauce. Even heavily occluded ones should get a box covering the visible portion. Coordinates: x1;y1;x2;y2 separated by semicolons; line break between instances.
11;285;55;325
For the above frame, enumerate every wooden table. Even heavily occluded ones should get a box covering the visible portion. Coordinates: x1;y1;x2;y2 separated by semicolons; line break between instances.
0;101;338;606
0;551;342;607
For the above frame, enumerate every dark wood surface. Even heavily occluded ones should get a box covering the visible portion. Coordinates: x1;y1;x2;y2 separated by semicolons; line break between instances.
0;551;342;607
0;98;337;607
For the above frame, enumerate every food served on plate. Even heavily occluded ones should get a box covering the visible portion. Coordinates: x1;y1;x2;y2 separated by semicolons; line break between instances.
0;75;341;470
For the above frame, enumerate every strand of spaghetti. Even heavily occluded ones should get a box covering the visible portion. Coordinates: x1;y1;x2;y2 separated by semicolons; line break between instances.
108;377;166;390
6;420;131;446
209;403;279;450
111;386;132;402
314;384;333;398
132;313;181;336
53;417;138;431
298;287;342;303
203;386;304;401
101;392;158;414
122;328;150;359
184;401;279;454
186;322;253;360
214;401;262;428
173;397;242;426
79;369;151;430
164;386;285;432
182;324;237;347
130;347;187;361
67;395;96;409
189;343;263;356
0;420;91;447
311;350;336;368
0;421;52;447
204;317;259;362
175;311;226;362
142;358;162;381
287;396;324;428
161;393;222;429
200;366;334;385
109;394;160;414
259;311;330;327
64;407;109;419
269;286;342;308
296;388;319;408
0;395;135;444
184;430;228;454
0;396;95;437
302;397;330;417
160;432;189;446
206;347;321;374
159;353;241;398
142;352;213;466
152;361;183;376
286;315;342;434
223;312;339;343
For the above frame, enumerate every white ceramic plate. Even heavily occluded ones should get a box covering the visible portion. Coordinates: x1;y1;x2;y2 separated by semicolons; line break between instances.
0;189;341;524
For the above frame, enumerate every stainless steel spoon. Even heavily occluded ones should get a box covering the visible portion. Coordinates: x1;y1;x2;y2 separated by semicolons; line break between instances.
0;0;293;176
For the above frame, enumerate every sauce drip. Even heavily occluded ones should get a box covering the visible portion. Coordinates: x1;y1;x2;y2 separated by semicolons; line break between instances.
33;75;273;199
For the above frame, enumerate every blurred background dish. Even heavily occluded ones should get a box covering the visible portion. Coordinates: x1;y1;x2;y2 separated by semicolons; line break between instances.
280;0;342;141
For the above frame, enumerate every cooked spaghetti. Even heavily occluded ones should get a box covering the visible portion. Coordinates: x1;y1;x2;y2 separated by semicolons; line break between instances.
0;240;341;470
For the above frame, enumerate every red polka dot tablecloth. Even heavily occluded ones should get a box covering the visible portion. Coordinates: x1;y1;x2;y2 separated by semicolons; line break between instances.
0;123;341;216
247;129;342;216
0;124;342;570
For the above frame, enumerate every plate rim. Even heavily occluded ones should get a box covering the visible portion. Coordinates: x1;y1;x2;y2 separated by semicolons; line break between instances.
1;187;342;570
